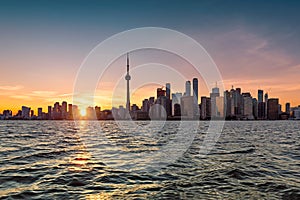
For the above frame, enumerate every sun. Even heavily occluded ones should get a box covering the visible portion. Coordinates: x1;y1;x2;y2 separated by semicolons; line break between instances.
80;109;86;116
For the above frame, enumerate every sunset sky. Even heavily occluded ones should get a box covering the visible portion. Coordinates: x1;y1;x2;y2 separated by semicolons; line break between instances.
1;0;300;114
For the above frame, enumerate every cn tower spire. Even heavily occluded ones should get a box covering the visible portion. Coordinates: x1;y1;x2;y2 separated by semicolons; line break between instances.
127;52;129;73
125;53;131;112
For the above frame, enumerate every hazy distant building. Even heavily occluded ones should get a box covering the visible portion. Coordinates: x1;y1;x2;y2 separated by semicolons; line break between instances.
267;98;279;120
157;87;166;98
294;108;300;120
285;102;290;114
174;103;181;116
131;104;139;112
200;96;211;120
2;110;12;119
264;93;268;119
216;96;224;118
185;81;191;96
181;96;194;119
224;90;231;118
210;85;220;118
95;106;101;120
62;101;67;119
166;83;171;99
86;106;96;120
252;98;258;119
68;104;73;119
242;94;254;119
38;108;43;119
21;106;31;119
48;106;52;120
142;99;149;113
171;92;182;116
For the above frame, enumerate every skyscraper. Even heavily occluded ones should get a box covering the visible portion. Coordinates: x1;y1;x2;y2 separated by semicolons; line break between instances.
264;93;268;119
258;89;265;119
125;53;131;111
285;102;290;114
185;81;191;96
210;84;220;118
62;101;67;119
192;78;198;103
165;83;171;117
166;83;171;99
258;89;264;103
172;92;182;116
267;98;279;120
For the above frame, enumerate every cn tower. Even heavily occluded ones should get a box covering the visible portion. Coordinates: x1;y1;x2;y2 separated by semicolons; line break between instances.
125;53;131;111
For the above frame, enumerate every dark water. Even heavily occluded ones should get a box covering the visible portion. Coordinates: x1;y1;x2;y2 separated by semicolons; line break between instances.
0;121;300;199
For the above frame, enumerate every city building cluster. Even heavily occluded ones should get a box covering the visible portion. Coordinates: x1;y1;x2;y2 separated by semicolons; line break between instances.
0;81;300;120
1;54;299;120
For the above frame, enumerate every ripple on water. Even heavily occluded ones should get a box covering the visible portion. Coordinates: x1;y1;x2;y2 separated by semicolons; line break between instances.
0;121;299;199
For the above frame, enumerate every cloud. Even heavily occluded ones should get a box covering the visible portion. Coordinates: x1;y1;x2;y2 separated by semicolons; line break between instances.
10;95;30;100
0;85;23;90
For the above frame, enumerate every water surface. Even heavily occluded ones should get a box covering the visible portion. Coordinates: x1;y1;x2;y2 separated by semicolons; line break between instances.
0;121;300;199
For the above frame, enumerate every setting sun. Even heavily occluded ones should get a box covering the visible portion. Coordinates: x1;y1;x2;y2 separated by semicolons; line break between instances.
80;109;86;117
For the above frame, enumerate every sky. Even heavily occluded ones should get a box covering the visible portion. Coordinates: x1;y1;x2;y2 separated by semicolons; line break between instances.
0;0;300;114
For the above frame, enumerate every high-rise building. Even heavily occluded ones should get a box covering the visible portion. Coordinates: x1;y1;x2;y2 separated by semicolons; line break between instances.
294;108;300;120
149;97;155;106
38;108;43;119
185;81;191;96
200;96;211;120
86;106;96;120
174;104;181;116
258;89;265;119
224;90;231;118
68;104;73;119
142;99;149;113
95;106;101;120
242;93;253;119
258;89;263;103
62;101;67;119
192;78;198;103
172;92;182;116
181;96;194;119
125;53;131;112
157;88;166;98
267;98;279;120
21;106;31;119
252;98;258;119
210;85;220;118
264;93;268;119
165;83;171;116
150;96;167;119
166;83;171;100
48;106;52;120
285;102;290;114
30;110;34;118
216;96;224;118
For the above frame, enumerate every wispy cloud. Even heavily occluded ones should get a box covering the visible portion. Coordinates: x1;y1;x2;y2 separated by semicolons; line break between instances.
0;85;23;91
10;95;30;100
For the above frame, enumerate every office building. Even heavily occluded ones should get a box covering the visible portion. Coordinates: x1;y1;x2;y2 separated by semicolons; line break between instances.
267;98;279;120
185;81;191;96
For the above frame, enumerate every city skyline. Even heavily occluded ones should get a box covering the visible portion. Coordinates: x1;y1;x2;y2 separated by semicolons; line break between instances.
2;79;299;120
1;1;300;114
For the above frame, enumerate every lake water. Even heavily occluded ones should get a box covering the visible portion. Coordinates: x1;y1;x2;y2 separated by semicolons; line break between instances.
0;121;300;199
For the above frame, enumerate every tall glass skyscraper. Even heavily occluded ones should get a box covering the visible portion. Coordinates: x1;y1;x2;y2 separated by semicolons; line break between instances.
192;78;198;103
